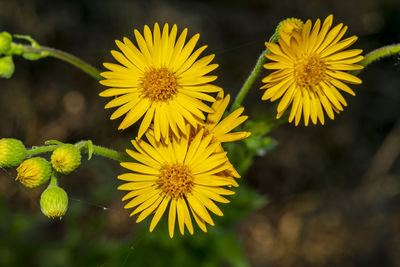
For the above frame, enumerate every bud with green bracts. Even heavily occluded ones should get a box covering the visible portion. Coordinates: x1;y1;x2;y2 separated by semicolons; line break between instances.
51;144;81;174
40;183;68;219
0;138;27;167
16;157;52;188
0;32;12;54
0;56;14;79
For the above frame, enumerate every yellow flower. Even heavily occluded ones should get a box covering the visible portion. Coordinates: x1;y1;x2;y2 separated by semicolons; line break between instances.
51;144;81;174
100;23;221;141
202;91;251;143
189;91;251;182
118;129;235;237
276;18;304;45
16;157;52;188
261;15;364;126
145;90;251;186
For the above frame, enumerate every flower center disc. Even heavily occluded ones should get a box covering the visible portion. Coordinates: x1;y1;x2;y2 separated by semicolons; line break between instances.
142;67;178;101
158;163;193;198
295;55;326;90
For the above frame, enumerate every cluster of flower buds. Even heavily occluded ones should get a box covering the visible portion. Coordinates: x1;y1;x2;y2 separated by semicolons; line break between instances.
0;32;49;79
0;32;14;78
0;138;82;219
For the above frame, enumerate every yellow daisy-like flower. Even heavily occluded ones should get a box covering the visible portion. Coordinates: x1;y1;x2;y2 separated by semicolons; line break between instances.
261;15;364;126
202;91;251;143
100;23;221;141
118;129;235;238
189;91;251;182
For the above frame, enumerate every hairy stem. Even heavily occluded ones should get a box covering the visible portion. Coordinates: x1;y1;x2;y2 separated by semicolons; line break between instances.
20;45;102;80
353;43;400;75
49;172;58;186
230;35;278;112
26;141;131;162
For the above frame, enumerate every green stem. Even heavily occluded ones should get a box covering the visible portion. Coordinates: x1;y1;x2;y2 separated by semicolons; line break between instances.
20;45;102;81
230;49;268;111
78;141;132;162
26;141;131;162
353;43;400;75
49;172;58;187
230;35;278;112
26;145;58;157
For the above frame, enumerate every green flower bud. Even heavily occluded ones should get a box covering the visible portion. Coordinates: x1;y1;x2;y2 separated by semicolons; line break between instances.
40;185;68;219
0;138;27;167
0;56;14;79
16;157;51;188
0;32;12;54
51;144;81;174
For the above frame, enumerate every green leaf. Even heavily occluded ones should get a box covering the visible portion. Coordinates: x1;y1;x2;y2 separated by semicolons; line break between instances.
87;140;94;160
44;140;64;145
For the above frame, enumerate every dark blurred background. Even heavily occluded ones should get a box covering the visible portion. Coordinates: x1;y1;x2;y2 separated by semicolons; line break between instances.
1;0;400;266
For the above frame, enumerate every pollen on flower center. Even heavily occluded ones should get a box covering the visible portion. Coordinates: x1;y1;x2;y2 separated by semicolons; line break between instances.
142;67;178;101
294;55;326;90
158;163;193;198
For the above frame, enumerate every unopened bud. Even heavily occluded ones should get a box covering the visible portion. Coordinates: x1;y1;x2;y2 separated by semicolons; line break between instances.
275;18;304;45
0;32;12;54
0;138;27;167
40;185;68;219
51;144;81;174
16;157;51;188
0;56;14;79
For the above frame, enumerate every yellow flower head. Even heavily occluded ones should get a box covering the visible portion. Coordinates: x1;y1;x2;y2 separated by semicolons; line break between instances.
0;138;26;167
201;91;251;143
51;144;81;174
118;130;235;238
100;23;221;142
188;91;251;181
16;157;52;188
261;15;364;126
276;18;304;45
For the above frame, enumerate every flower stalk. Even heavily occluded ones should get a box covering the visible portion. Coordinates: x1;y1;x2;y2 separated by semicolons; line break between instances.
27;141;131;162
352;43;400;75
19;45;102;80
230;35;278;111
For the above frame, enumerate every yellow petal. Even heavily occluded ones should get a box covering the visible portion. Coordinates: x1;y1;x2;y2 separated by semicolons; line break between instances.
187;194;214;226
326;69;362;84
120;162;160;175
192;190;223;216
168;198;177;238
135;195;164;222
150;196;171;232
176;198;186;235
